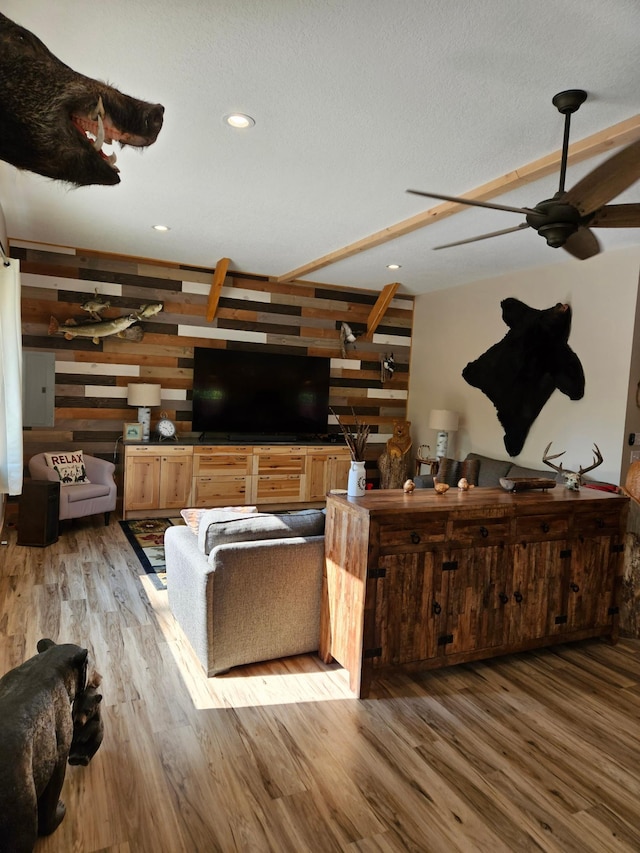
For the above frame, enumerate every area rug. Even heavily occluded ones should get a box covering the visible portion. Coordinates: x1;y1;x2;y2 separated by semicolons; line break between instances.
119;517;184;590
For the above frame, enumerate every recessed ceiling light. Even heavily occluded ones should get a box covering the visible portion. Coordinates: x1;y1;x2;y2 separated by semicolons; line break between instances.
224;113;255;129
152;224;170;232
387;263;401;270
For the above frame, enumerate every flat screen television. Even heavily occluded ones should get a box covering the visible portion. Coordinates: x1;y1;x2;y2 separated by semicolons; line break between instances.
192;347;331;439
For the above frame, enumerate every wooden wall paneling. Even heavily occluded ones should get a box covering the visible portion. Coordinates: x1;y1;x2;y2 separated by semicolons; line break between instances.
15;243;414;467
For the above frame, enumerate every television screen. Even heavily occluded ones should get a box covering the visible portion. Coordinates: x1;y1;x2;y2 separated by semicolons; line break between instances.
192;348;331;438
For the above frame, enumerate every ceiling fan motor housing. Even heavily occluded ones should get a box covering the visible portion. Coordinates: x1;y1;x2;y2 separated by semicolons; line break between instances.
526;194;582;247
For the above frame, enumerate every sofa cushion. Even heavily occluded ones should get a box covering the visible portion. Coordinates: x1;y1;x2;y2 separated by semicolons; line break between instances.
198;508;326;555
65;482;110;503
464;453;512;487
436;457;480;487
181;505;258;537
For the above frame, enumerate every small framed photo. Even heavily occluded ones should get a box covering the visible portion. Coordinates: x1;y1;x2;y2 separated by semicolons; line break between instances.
123;422;143;442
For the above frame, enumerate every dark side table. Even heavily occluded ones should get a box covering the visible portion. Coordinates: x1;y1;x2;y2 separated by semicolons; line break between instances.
17;479;60;546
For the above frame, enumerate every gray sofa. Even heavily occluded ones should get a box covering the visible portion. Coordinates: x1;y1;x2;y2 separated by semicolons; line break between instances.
415;452;558;489
165;508;326;676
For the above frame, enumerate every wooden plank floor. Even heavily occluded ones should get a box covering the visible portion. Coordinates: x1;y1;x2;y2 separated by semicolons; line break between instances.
2;516;640;852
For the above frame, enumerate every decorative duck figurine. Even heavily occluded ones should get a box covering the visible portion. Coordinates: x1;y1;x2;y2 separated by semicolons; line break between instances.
403;479;415;493
434;478;450;495
458;477;470;491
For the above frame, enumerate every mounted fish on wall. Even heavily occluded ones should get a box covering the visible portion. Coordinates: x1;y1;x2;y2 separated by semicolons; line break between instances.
463;298;585;456
49;303;163;345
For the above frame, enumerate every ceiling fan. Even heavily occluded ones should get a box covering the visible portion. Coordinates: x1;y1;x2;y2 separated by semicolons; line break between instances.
407;90;640;260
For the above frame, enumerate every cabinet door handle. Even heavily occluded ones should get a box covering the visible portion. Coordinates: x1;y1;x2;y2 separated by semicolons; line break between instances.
479;526;489;538
432;601;442;615
541;522;550;533
499;593;509;604
410;531;421;544
570;582;580;593
514;591;523;604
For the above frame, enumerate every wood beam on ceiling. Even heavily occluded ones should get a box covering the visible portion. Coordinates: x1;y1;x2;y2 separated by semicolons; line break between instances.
206;257;230;322
363;282;400;340
276;114;640;283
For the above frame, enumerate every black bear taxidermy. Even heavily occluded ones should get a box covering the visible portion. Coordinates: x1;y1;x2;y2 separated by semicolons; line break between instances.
462;298;585;456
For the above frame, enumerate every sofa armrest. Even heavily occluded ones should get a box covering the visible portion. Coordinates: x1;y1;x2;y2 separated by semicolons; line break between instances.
83;456;116;485
27;456;60;483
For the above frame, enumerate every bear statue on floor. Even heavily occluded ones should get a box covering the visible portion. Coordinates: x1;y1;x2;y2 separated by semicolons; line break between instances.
0;638;88;853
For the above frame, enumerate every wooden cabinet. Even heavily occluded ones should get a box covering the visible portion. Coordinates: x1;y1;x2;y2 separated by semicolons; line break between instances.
252;446;306;504
159;451;193;509
123;445;192;519
305;447;352;501
192;444;350;508
320;488;629;698
192;446;252;508
124;442;351;518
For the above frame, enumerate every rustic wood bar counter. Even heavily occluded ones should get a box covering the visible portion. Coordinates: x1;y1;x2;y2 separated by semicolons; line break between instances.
320;487;629;698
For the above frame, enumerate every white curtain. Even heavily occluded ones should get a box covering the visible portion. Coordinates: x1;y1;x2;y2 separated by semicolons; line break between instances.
0;258;23;495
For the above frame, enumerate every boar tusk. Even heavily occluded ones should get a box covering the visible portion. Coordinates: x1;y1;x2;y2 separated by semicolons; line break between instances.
92;112;105;151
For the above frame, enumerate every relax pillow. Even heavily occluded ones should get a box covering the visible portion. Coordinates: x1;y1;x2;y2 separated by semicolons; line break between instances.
198;508;326;556
44;450;90;484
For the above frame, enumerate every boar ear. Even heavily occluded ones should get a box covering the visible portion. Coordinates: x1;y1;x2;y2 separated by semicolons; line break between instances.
37;638;56;653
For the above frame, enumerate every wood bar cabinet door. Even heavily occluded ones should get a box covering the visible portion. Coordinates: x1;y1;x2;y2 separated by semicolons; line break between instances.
375;550;446;666
124;452;161;513
443;545;508;655
508;540;567;644
159;453;192;509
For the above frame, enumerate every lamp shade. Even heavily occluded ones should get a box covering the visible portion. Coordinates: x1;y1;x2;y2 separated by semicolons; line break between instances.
428;409;459;432
127;383;162;407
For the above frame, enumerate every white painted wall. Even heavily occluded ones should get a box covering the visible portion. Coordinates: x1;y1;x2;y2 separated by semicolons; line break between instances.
0;202;7;257
408;247;640;486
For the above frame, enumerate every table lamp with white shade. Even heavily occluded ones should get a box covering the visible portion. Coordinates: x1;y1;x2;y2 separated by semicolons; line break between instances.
429;409;459;459
127;383;162;441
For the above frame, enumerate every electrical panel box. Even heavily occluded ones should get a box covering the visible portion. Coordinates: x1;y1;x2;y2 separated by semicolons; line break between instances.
22;351;55;427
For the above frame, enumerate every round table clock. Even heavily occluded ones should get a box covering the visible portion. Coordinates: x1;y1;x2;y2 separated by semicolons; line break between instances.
156;412;177;441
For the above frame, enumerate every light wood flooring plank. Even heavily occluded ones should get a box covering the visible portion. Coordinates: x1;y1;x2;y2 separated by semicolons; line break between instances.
2;518;640;852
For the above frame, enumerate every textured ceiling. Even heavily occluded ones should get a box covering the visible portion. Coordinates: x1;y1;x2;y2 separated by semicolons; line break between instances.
1;0;639;295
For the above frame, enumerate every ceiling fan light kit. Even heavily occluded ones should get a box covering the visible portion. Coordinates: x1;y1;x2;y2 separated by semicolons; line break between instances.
408;89;640;260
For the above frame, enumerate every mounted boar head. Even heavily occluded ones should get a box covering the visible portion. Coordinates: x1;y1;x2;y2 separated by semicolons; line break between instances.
0;12;164;186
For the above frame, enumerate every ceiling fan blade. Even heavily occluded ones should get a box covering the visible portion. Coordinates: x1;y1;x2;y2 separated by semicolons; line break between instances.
406;189;532;216
562;227;600;260
564;138;640;217
589;203;640;228
433;222;530;250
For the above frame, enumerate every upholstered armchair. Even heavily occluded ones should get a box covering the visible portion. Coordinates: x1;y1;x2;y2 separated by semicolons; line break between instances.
27;453;117;524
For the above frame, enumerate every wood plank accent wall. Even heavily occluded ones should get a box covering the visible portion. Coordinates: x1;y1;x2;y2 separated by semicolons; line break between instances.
14;242;414;471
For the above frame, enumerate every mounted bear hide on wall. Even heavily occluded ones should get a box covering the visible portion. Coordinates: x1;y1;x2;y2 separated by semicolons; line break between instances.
462;298;585;456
